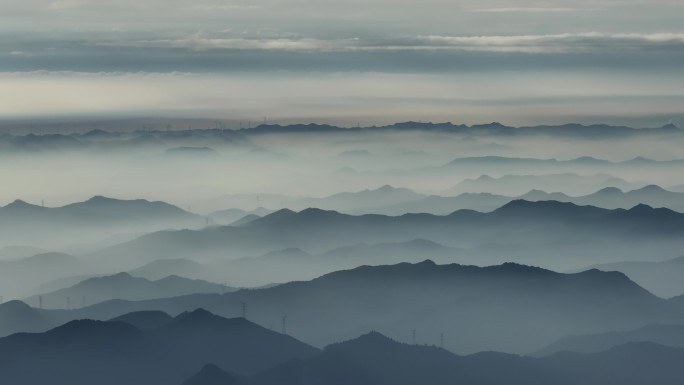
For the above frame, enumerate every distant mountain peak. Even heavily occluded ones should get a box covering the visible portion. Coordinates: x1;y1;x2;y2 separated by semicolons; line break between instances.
472;122;507;129
595;187;623;195
415;259;438;266
109;310;173;330
87;195;116;202
628;156;654;163
267;208;296;217
175;308;216;320
572;156;604;163
326;331;398;351
299;207;337;215
0;300;33;312
496;199;576;211
498;262;545;272
634;184;666;193
377;184;395;191
84;271;135;284
628;203;655;211
660;123;679;129
349;331;395;345
3;199;41;209
169;309;259;333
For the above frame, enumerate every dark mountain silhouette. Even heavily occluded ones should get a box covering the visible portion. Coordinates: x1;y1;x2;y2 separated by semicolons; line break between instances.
519;189;573;201
254;342;390;385
580;256;684;298
0;309;318;385
284;185;425;213
572;185;684;211
0;196;203;248
539;342;684;385
2;133;82;151
257;330;684;385
0;318;178;385
1;122;681;154
0;300;53;336
153;309;319;376
367;185;684;216
490;199;608;219
27;261;683;355
4;313;684;385
91;200;684;270
59;196;197;223
295;331;551;385
532;323;684;356
25;272;231;308
109;310;174;330
446;173;641;196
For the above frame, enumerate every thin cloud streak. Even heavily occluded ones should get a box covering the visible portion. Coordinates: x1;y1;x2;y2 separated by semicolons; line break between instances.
90;32;684;54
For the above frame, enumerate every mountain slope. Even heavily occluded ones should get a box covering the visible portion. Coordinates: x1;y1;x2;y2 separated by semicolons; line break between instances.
45;261;683;355
26;273;232;308
0;309;318;385
92;200;684;271
154;309;319;376
0;196;203;248
446;173;641;196
285;185;425;213
532;323;684;357
582;256;684;298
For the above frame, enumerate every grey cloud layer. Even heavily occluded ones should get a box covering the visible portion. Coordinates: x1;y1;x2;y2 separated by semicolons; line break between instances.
1;0;683;123
2;0;683;73
3;32;684;74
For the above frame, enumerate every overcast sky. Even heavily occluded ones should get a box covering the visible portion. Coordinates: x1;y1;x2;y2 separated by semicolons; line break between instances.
2;0;683;126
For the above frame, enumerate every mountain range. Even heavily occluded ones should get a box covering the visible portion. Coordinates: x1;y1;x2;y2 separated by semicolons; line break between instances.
282;185;424;213
25;273;233;309
0;309;317;385
90;200;684;272
196;238;463;287
0;196;203;248
5;261;684;355
532;323;684;357
2;308;684;385
445;173;643;196
369;184;684;215
580;255;684;298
